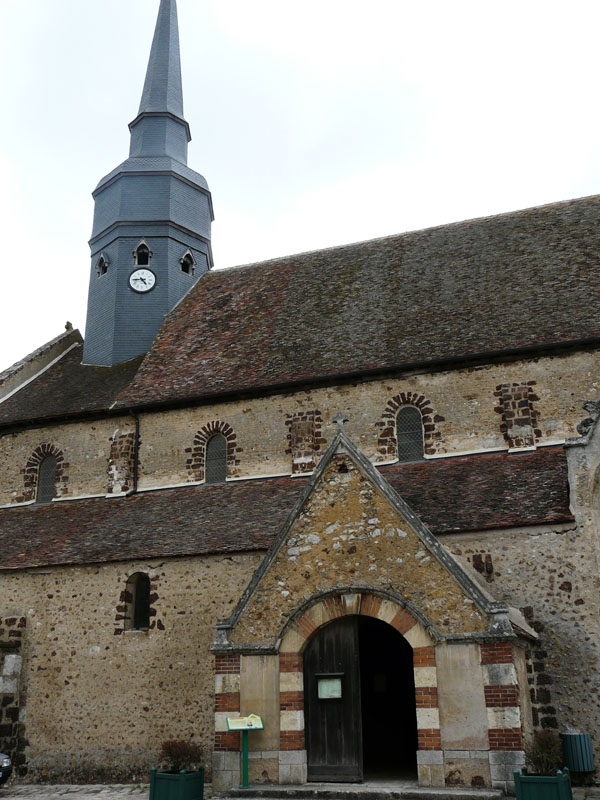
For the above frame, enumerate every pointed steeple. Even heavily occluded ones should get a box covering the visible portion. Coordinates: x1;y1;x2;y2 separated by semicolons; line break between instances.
128;0;191;163
83;0;213;367
138;0;184;118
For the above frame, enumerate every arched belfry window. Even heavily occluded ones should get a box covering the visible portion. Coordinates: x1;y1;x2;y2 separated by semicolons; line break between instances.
96;254;108;276
36;455;57;504
180;250;195;275
396;406;424;462
134;242;151;266
205;434;227;484
124;573;150;631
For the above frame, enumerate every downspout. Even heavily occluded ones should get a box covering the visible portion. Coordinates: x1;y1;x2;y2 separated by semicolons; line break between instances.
132;412;140;494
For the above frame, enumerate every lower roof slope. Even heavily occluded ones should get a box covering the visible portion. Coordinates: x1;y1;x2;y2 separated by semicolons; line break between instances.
119;195;600;409
0;343;143;428
0;448;570;571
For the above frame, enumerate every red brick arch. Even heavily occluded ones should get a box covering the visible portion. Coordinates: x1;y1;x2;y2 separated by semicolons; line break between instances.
18;443;68;503
377;392;445;458
276;591;439;756
185;421;242;482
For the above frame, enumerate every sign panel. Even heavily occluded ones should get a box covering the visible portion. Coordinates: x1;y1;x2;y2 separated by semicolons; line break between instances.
318;677;342;699
226;713;264;731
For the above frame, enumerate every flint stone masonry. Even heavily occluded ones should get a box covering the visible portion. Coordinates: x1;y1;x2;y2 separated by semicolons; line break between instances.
0;555;258;783
229;453;488;648
443;520;600;761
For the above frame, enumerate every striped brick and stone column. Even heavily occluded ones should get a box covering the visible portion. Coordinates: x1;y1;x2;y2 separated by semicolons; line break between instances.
413;645;443;786
482;642;525;792
278;653;306;783
213;653;241;790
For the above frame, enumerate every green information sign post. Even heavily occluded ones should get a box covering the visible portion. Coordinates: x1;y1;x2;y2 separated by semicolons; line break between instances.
226;714;264;788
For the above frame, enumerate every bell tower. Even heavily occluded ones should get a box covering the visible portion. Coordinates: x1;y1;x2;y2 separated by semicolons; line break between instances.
83;0;213;366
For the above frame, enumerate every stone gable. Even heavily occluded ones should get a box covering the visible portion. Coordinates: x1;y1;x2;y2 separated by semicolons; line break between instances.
228;441;490;648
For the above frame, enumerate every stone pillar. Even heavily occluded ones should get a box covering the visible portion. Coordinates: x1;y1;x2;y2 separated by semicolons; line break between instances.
414;645;443;786
212;653;241;791
0;616;26;778
279;653;307;784
482;642;525;793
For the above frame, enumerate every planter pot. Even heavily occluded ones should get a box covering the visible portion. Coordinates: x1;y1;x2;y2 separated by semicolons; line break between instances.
514;768;572;800
149;766;205;800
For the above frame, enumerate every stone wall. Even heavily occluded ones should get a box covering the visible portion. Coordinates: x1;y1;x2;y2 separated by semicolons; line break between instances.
442;520;600;762
0;553;259;783
0;417;135;506
228;452;488;649
1;350;599;505
0;617;26;778
135;349;600;490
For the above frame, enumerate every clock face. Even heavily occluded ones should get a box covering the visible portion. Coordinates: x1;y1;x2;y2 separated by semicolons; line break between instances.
129;268;156;293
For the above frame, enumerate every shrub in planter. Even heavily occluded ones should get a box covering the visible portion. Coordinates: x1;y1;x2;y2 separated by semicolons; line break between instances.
525;731;564;776
149;739;205;800
514;732;572;800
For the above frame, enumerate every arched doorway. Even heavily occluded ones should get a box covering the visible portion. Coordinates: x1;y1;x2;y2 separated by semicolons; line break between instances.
304;615;417;782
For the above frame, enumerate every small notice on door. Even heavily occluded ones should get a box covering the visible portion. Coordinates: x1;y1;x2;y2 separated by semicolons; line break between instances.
226;713;264;730
318;677;342;699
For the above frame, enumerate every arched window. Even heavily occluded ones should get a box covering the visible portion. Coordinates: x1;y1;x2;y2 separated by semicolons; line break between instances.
36;455;57;503
205;434;227;484
124;573;150;631
96;255;108;276
396;406;424;462
180;251;195;275
135;243;151;266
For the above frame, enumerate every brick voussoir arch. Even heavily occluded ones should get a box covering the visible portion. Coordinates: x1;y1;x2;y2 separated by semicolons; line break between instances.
19;443;68;502
185;420;242;482
276;589;441;762
377;392;445;458
277;587;439;651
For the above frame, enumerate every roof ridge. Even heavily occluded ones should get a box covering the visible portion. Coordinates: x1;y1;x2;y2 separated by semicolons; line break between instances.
209;192;597;275
0;329;82;392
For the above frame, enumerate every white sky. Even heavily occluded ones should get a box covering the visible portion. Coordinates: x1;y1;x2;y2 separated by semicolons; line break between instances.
1;0;600;370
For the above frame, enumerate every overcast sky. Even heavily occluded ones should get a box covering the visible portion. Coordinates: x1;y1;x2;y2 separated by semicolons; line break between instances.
1;0;600;370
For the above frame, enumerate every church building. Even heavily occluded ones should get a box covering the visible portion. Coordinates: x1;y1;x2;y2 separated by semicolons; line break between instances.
0;0;599;792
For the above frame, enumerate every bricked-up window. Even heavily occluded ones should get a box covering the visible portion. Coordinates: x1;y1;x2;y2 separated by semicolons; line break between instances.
36;455;57;503
124;573;150;631
205;434;227;484
135;243;151;266
396;406;424;462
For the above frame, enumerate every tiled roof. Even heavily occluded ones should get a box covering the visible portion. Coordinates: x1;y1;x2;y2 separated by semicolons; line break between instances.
0;344;143;428
119;195;600;409
0;448;571;571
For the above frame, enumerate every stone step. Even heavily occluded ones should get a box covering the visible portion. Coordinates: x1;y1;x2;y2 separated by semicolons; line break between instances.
223;784;505;800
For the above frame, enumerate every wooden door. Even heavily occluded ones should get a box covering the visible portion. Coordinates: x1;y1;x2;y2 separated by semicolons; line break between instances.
304;616;363;782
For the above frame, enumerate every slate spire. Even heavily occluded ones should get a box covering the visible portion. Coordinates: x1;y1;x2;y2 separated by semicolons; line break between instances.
138;0;184;119
128;0;191;163
83;0;213;367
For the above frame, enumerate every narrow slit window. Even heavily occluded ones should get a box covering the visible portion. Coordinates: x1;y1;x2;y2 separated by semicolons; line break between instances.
396;406;424;462
135;244;151;266
205;434;227;484
124;573;150;631
36;455;57;503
